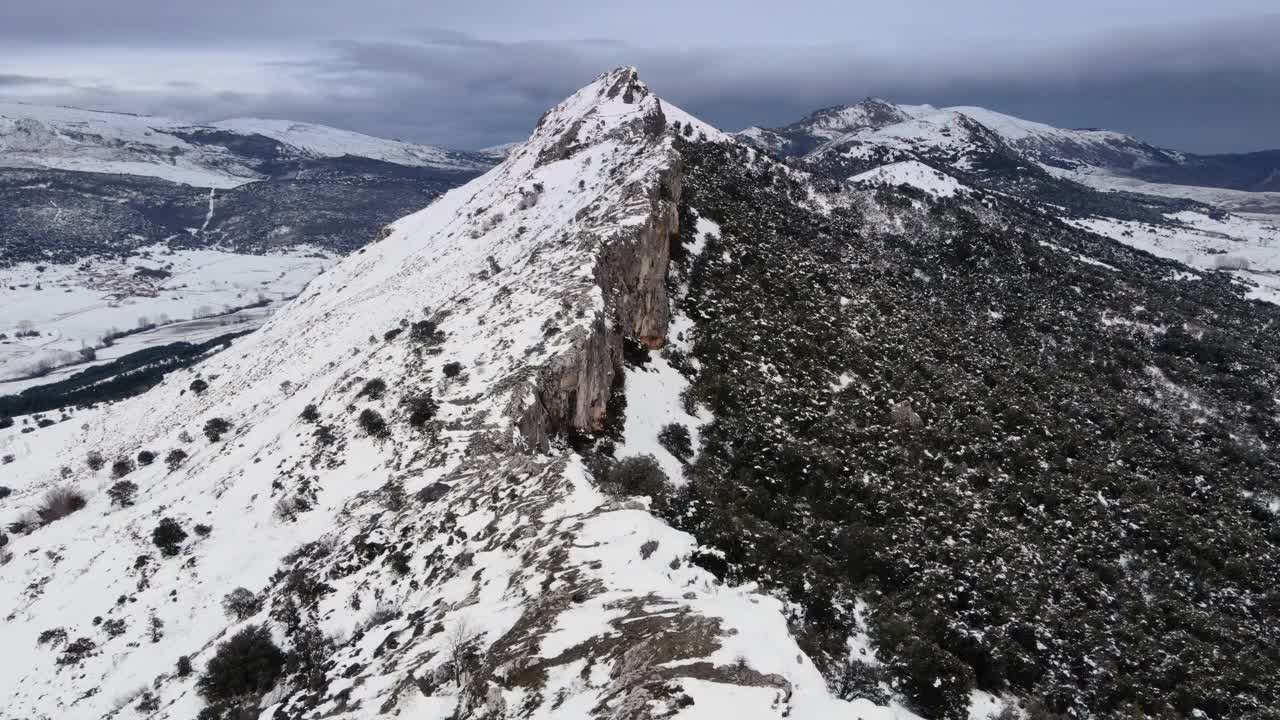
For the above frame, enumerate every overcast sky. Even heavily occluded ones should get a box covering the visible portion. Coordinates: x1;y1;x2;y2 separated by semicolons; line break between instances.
1;1;1277;152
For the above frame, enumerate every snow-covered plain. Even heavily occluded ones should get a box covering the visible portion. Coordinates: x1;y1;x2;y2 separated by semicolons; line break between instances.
1068;209;1280;303
0;247;333;383
0;68;876;720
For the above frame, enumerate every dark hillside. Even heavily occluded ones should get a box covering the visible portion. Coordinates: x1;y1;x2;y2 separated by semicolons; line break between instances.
663;137;1280;719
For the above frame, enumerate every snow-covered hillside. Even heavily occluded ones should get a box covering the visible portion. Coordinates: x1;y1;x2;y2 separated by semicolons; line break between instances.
0;68;873;720
741;98;1278;195
0;247;335;384
0;102;490;188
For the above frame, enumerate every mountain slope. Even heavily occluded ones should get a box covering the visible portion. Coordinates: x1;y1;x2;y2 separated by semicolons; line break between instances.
741;99;1280;192
0;105;492;389
667;131;1280;719
5;67;1279;720
0;68;864;720
0;102;490;188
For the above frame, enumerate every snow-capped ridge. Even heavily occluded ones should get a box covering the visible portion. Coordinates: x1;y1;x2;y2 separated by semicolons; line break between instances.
0;100;489;187
0;67;860;720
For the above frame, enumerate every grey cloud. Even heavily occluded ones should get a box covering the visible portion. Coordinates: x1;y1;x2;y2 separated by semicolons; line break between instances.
1;12;1276;152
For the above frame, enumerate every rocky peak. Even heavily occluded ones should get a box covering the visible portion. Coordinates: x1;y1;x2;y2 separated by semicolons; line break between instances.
0;68;856;720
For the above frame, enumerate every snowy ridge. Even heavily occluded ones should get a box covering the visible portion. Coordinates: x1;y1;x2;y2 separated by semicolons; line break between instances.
0;101;488;188
0;68;865;720
210;117;488;171
849;160;969;197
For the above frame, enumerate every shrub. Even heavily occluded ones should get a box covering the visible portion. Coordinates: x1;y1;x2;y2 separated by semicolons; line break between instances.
194;523;213;537
0;486;10;499
442;362;463;378
86;450;105;471
299;404;320;423
152;517;188;557
165;448;188;471
606;456;671;504
111;458;135;478
405;392;438;428
37;486;87;525
107;481;139;507
190;378;209;395
0;415;12;430
221;587;263;621
639;540;659;559
409;320;444;345
177;655;193;677
358;378;386;400
657;423;693;462
137;450;155;465
204;418;232;442
383;327;403;342
196;625;286;703
833;659;892;704
358;409;389;438
889;637;976;720
57;637;97;666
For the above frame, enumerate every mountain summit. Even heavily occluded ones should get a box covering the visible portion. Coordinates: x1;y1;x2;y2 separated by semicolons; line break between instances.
0;67;858;720
4;67;1280;720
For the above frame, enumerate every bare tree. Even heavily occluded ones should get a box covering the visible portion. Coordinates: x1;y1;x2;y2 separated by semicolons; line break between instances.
445;617;478;688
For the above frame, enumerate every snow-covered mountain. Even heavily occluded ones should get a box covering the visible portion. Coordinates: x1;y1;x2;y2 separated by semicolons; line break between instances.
741;98;1280;192
0;102;490;188
4;67;1280;720
0;68;868;720
0;104;493;389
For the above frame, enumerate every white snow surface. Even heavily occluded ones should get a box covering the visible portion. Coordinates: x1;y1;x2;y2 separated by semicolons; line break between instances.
1069;210;1280;304
0;101;486;188
0;68;871;720
0;247;333;383
850;160;968;197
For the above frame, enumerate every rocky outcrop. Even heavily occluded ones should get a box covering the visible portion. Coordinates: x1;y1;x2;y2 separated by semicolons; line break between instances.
599;161;681;349
516;74;681;450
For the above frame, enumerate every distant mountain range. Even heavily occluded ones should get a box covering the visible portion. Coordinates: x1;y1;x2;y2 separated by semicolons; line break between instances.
0;102;495;265
738;98;1280;192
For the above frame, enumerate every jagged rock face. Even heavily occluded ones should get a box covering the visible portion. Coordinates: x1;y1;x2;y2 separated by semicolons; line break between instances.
599;160;681;349
0;68;858;720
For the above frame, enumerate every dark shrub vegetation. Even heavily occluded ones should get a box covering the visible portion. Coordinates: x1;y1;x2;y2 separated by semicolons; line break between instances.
136;449;155;465
165;448;188;471
37;486;87;525
599;455;671;506
405;392;438;428
196;625;286;704
357;378;386;400
657;423;693;462
221;587;262;621
152;517;188;556
665;136;1280;717
442;361;463;378
111;458;135;478
358;408;388;438
409;319;445;345
203;418;232;442
299;404;319;423
107;480;138;507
